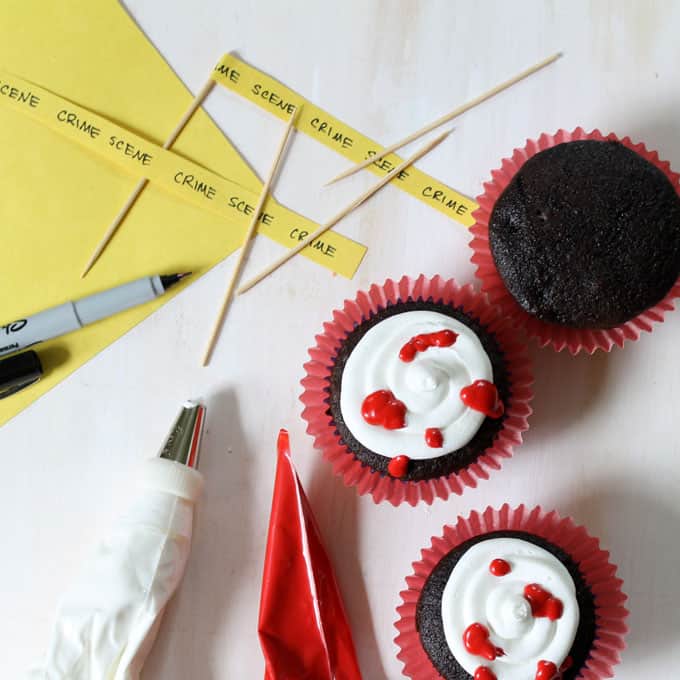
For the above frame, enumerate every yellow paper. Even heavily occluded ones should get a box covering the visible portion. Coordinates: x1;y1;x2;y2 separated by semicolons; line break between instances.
212;54;478;227
0;0;362;427
0;70;365;275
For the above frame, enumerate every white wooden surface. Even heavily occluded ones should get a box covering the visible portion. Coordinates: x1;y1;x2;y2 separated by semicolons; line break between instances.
3;1;680;677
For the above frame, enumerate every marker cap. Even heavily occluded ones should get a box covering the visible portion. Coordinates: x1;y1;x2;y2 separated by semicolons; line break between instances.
0;350;43;399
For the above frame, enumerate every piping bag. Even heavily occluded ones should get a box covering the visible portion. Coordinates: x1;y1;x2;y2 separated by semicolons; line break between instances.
259;430;362;680
29;401;206;680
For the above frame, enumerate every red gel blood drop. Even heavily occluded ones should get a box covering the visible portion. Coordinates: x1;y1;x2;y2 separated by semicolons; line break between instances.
425;427;443;448
474;667;497;680
399;329;458;362
524;584;564;621
535;660;559;680
489;558;511;576
361;390;407;429
460;379;504;418
387;455;409;478
432;330;457;346
399;342;417;362
544;598;564;620
462;623;503;661
414;334;429;350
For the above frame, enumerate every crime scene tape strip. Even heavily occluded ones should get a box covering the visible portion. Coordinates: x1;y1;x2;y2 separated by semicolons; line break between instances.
211;54;477;227
0;71;366;278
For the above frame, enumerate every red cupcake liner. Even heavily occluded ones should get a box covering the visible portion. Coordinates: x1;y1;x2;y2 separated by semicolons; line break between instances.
470;127;680;354
395;504;629;680
300;275;533;506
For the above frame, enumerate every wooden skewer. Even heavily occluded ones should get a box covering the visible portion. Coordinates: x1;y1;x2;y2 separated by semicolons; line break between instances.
81;78;217;278
202;108;299;366
237;127;452;296
325;52;562;186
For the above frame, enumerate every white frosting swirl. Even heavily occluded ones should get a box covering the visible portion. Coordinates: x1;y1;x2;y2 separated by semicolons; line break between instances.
339;311;493;460
441;538;579;679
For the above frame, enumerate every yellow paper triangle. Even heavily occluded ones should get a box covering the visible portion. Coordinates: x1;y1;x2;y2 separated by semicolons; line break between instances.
0;1;344;426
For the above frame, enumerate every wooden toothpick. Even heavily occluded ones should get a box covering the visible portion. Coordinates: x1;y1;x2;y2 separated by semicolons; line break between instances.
81;78;217;278
325;52;562;186
237;127;452;296
202;108;299;366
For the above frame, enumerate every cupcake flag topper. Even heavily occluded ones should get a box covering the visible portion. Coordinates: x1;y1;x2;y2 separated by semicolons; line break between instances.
202;107;299;366
259;430;362;680
238;129;452;294
81;78;217;277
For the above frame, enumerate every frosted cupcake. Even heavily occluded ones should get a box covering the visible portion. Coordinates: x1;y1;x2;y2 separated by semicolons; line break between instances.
395;505;628;679
300;276;532;506
470;128;680;353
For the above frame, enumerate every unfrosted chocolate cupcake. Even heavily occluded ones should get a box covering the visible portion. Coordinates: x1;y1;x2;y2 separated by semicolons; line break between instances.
489;139;680;329
470;128;680;353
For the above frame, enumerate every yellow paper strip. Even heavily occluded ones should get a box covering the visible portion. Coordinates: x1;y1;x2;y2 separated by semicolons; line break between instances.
211;54;478;227
0;71;366;279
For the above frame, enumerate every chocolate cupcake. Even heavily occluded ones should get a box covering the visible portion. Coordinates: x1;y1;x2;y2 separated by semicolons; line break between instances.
471;128;680;353
395;505;628;680
300;276;533;506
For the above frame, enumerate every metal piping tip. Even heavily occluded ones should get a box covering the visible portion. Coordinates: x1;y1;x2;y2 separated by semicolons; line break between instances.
159;400;206;469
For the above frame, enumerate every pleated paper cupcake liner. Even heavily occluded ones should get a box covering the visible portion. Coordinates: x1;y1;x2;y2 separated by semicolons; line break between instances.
300;275;533;506
470;127;680;354
395;504;629;680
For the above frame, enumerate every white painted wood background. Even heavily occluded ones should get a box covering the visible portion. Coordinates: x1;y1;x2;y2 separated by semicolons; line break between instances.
3;1;679;677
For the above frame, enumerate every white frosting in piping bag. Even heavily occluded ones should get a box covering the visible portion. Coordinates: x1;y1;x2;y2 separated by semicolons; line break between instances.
340;311;493;460
441;538;579;679
27;460;203;680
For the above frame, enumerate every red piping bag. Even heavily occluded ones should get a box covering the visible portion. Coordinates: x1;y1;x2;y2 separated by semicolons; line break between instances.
259;430;363;680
